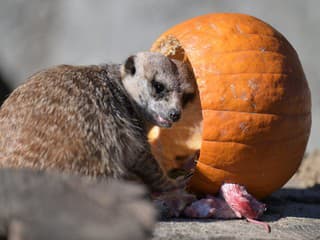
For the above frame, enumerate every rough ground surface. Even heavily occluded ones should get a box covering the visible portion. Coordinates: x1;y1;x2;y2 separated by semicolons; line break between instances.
153;151;320;240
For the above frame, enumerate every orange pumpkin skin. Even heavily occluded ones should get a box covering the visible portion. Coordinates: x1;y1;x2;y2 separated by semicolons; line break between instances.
150;13;311;199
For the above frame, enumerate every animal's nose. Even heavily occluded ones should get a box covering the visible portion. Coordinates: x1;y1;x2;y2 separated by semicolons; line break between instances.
168;109;181;122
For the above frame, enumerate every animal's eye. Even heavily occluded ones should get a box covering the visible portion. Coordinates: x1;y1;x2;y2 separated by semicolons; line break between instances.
152;81;165;94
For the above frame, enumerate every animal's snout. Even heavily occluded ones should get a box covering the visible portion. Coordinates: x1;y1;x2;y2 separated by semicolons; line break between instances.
168;109;181;122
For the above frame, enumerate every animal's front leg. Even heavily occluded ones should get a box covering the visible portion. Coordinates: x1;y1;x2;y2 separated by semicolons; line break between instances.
130;150;179;193
130;150;196;218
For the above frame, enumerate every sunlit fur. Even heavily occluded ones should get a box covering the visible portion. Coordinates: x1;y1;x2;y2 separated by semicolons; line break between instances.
0;52;195;192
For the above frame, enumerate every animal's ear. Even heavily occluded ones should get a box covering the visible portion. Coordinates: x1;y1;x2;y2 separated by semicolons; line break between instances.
124;55;136;75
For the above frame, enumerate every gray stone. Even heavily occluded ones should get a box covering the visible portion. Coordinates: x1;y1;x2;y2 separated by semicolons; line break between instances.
0;168;156;240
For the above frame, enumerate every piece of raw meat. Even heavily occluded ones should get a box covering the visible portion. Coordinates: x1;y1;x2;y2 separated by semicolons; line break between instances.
184;183;270;232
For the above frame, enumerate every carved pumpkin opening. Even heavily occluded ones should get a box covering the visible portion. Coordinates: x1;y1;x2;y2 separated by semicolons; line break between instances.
149;35;203;172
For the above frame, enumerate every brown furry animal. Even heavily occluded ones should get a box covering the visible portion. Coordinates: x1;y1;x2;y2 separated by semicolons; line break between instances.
0;52;195;192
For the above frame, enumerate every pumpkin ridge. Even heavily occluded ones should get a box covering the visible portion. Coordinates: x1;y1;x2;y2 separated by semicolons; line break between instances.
229;33;286;41
201;132;310;145
198;32;284;39
197;157;301;181
199;49;288;56
196;162;259;175
201;109;311;117
198;72;290;76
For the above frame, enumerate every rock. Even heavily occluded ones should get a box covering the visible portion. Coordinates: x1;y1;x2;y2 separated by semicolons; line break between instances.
0;168;156;240
285;150;320;188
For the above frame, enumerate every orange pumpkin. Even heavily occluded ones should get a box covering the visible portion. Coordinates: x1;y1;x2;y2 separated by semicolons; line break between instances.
149;13;311;199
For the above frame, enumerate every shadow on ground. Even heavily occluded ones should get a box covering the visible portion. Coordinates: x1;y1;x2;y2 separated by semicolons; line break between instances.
263;184;320;221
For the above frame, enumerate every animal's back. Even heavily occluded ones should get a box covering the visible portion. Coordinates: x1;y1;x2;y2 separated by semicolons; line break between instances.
0;64;131;176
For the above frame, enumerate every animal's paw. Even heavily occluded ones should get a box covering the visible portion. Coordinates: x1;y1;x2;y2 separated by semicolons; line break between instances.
153;189;196;218
175;173;193;189
184;195;237;219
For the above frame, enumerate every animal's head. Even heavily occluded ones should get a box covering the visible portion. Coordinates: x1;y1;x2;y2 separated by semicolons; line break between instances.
121;52;195;128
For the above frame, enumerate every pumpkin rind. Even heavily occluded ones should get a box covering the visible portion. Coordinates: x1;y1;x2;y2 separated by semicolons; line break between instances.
150;13;311;199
